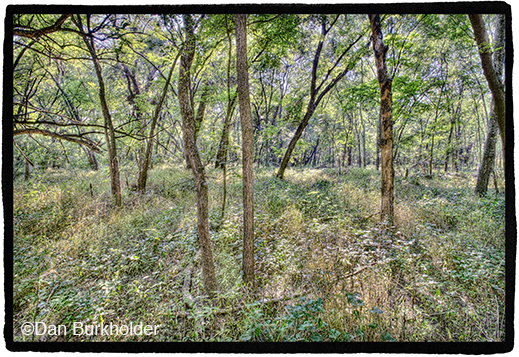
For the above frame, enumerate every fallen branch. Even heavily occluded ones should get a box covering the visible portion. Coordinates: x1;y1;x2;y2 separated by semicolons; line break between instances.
343;265;370;279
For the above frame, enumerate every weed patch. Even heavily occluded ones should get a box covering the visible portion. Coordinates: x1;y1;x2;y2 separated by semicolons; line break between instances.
13;165;506;342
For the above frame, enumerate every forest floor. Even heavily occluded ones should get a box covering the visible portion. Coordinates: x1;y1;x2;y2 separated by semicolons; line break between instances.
12;164;506;342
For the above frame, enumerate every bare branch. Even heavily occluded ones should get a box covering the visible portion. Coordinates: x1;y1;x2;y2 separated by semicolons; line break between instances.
13;128;102;153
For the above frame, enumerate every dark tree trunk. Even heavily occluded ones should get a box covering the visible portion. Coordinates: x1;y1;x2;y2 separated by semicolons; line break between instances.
74;15;121;206
469;14;506;171
24;160;30;181
376;109;381;171
215;17;238;170
235;14;255;287
369;14;394;223
276;16;361;179
444;118;454;173
215;92;238;169
474;14;505;195
82;146;98;171
475;103;499;196
138;60;176;192
305;137;320;166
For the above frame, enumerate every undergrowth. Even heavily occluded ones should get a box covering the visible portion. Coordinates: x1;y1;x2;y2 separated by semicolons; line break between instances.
12;164;506;342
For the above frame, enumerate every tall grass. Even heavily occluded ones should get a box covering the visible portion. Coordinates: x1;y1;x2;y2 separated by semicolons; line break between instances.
12;165;505;341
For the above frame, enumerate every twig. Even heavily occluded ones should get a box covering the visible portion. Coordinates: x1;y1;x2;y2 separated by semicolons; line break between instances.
13;138;41;174
343;266;370;279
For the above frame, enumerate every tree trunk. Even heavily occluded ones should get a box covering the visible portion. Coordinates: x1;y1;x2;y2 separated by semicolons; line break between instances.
276;16;361;179
120;61;145;170
185;80;211;170
215;92;238;168
361;109;367;168
276;23;323;177
215;17;238;170
24;160;30;181
469;14;506;171
354;120;362;167
428;56;447;177
235;14;255;287
178;14;217;298
74;15;121;206
369;14;394;223
276;106;316;178
138;60;176;192
82;146;99;171
444;117;454;173
305;137;320;166
474;14;505;195
376;109;381;170
444;84;464;173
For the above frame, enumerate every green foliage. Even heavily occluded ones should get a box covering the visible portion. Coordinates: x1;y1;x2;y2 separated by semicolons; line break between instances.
239;296;379;342
11;10;506;344
13;165;505;342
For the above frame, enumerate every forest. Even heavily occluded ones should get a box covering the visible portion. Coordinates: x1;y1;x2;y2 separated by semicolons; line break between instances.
9;7;510;346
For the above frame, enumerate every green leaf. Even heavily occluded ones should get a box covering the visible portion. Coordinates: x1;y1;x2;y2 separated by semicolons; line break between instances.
310;333;323;342
381;332;395;342
239;329;252;342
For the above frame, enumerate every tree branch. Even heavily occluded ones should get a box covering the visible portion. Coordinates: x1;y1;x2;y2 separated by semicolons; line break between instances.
14;14;72;39
13;128;102;153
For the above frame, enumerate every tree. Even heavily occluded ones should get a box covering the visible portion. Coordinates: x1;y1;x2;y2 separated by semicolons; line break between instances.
13;14;73;38
12;14;102;170
215;16;238;170
368;14;394;223
235;13;255;287
137;59;177;192
474;14;505;195
178;14;218;298
275;15;365;179
468;14;506;171
72;14;122;206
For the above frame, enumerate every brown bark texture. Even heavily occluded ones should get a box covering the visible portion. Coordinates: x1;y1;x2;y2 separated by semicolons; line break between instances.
474;14;506;195
469;14;506;169
214;92;237;169
92;47;122;206
369;14;394;223
475;103;499;195
178;14;218;297
235;14;255;287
